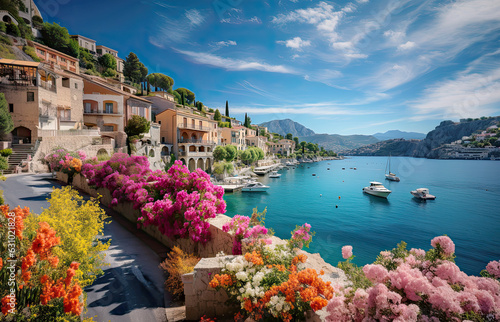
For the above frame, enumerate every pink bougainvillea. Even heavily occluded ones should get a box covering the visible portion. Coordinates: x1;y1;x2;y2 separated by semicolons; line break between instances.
222;215;270;254
430;235;455;257
82;157;226;244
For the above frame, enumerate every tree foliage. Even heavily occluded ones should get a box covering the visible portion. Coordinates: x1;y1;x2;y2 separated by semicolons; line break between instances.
147;73;174;91
125;115;151;139
40;22;78;57
6;22;20;37
98;53;117;70
214;109;222;121
224;145;237;162
286;133;293;140
0;93;14;140
213;146;227;162
175;88;195;104
123;52;145;83
225;100;229;117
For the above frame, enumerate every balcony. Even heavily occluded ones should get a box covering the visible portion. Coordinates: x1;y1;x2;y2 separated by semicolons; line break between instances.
177;123;212;131
84;110;122;116
178;151;213;157
178;139;216;145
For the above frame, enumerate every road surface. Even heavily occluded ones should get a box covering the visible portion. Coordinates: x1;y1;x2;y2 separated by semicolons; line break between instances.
0;174;168;322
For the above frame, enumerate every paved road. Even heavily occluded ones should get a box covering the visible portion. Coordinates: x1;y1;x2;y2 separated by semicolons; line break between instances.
0;174;168;322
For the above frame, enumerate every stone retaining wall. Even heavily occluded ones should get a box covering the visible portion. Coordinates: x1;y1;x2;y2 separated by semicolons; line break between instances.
58;172;234;258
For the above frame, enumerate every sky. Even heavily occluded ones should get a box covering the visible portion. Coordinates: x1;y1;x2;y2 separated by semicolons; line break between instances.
39;0;500;135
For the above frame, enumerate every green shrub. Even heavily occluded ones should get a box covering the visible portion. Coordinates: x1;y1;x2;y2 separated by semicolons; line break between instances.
6;23;20;37
23;45;40;62
0;156;8;171
0;34;12;45
0;22;6;33
0;148;13;157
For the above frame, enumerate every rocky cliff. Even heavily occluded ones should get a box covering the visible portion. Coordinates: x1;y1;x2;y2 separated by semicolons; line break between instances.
345;117;500;158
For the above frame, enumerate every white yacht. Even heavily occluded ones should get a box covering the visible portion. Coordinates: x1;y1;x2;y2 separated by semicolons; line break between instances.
363;182;392;198
242;182;270;192
411;188;436;200
268;171;281;178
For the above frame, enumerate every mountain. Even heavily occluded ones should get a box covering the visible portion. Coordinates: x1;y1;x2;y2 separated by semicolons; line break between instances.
259;119;315;137
298;134;379;152
345;117;500;158
373;130;426;141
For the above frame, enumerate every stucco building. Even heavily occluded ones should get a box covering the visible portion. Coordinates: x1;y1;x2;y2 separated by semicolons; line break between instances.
70;35;96;53
268;139;296;156
0;59;84;143
29;41;79;74
220;126;247;151
155;102;219;172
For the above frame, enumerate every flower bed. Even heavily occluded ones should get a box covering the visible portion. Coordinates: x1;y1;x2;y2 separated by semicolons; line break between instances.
81;154;226;244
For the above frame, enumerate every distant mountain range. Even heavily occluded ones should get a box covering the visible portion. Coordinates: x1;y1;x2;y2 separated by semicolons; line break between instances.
373;130;426;141
259;119;315;137
259;119;379;152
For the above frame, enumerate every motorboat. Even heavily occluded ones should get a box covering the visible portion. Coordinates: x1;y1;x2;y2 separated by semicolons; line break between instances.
285;161;295;166
411;188;436;200
242;182;270;192
363;182;392;198
269;171;281;178
385;154;400;181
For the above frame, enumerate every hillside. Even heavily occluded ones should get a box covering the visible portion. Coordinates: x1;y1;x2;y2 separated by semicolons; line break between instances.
259;119;315;137
345;117;500;158
299;133;379;152
373;130;426;141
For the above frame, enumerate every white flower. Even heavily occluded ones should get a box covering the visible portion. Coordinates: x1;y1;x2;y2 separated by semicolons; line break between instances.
236;271;248;281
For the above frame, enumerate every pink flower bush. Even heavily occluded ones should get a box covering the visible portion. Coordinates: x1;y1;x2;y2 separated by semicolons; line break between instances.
222;215;269;254
342;245;353;259
327;236;500;321
82;157;226;245
431;235;455;257
288;223;314;249
486;260;500;279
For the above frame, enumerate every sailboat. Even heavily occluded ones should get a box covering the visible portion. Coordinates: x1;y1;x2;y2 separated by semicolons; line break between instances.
385;154;400;182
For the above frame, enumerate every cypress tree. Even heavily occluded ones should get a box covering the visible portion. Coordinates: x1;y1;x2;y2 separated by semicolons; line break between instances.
225;100;229;117
181;92;185;106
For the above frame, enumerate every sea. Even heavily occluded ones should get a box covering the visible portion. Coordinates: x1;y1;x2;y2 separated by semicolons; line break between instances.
223;157;500;276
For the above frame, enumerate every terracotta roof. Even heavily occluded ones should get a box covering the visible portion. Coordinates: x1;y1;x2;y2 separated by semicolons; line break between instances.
0;59;40;67
81;74;152;104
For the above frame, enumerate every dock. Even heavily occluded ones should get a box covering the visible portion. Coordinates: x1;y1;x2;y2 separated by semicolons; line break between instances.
253;164;280;175
216;184;243;192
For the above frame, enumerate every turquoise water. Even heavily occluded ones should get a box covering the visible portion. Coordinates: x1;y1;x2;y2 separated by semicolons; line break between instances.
223;157;500;275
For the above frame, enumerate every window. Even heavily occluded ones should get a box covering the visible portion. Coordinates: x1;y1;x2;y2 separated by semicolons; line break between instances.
60;57;66;63
60;109;71;121
62;78;70;88
84;103;91;113
27;92;34;102
105;103;113;114
9;104;13;113
74;82;78;89
161;137;165;143
158;121;161;124
102;125;114;131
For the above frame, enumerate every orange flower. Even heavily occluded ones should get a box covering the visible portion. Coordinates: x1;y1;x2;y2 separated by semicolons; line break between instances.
48;256;59;268
1;295;14;315
310;296;328;311
209;274;233;288
31;222;61;260
243;299;253;312
244;251;264;266
0;257;3;270
21;249;36;271
63;283;83;315
21;270;31;283
292;253;307;265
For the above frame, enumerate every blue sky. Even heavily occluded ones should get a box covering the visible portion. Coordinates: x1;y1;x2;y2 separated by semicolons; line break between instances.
39;0;500;135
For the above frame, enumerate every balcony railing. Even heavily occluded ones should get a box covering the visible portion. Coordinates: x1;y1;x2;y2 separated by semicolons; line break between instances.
40;80;56;92
84;110;122;116
177;123;212;131
178;151;213;157
178;139;216;145
38;129;100;137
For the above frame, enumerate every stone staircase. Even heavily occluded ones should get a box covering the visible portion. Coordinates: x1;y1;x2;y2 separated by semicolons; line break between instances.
3;144;34;174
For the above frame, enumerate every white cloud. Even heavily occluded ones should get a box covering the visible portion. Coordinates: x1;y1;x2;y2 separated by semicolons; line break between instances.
344;53;368;59
175;49;297;74
211;40;237;48
384;30;405;43
331;42;354;50
185;9;204;26
277;37;311;50
410;67;500;119
398;41;416;51
303;69;344;88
